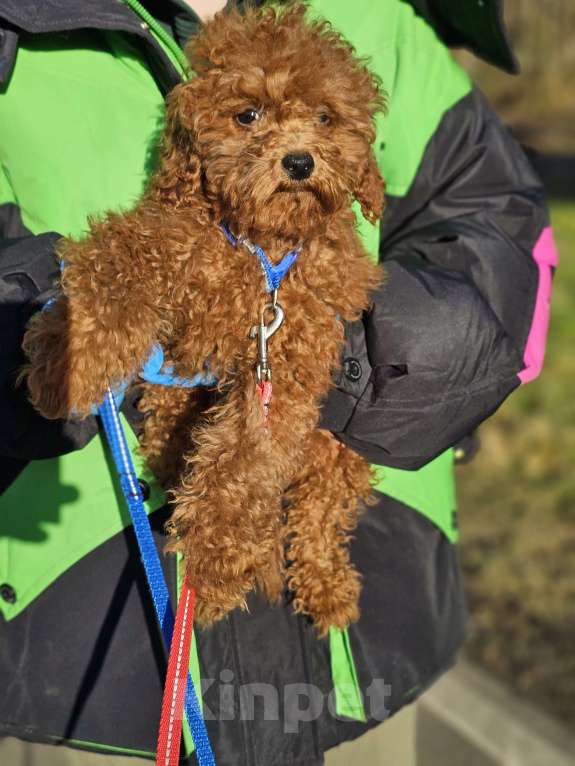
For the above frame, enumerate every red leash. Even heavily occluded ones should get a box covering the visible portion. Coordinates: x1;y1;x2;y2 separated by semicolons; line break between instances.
156;580;197;766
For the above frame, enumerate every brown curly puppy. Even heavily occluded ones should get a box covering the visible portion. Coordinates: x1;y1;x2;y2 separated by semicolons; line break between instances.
23;2;385;635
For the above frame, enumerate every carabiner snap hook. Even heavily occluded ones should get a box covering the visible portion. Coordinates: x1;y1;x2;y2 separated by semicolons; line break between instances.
262;300;285;338
249;301;285;383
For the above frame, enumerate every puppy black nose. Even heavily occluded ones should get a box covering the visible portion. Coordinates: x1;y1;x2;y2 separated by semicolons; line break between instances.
282;153;315;180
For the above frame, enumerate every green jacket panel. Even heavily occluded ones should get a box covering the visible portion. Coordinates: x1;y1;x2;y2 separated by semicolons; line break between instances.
0;30;166;238
0;416;165;621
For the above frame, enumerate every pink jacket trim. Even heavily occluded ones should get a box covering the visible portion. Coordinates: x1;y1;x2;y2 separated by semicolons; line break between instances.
518;226;558;384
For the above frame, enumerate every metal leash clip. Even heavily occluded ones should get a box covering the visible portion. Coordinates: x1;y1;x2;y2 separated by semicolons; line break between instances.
249;296;285;383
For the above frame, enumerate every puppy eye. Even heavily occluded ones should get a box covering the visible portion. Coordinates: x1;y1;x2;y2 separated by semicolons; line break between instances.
318;112;332;125
236;108;261;126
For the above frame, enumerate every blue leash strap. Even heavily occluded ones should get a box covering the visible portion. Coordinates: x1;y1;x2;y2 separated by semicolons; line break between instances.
98;388;215;766
221;221;301;292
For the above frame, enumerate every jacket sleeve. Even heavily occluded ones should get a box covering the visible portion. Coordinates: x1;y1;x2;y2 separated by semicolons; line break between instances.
0;169;98;460
320;89;557;469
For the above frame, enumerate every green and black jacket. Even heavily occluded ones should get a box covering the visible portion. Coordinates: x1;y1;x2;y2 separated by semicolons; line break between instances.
0;0;556;763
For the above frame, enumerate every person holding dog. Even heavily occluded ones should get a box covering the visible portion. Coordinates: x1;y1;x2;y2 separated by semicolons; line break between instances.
0;1;555;765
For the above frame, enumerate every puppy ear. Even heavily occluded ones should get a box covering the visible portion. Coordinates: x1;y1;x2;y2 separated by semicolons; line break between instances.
354;152;385;225
152;81;203;207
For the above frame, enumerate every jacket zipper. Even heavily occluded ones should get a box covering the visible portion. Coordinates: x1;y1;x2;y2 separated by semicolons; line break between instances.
121;0;190;78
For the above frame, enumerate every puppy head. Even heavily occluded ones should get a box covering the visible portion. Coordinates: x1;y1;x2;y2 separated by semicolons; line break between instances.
159;2;386;239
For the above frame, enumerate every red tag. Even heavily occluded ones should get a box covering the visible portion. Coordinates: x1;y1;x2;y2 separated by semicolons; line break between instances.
256;380;273;421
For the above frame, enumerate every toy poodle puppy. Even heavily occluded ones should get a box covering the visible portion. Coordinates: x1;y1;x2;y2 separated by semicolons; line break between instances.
23;2;385;635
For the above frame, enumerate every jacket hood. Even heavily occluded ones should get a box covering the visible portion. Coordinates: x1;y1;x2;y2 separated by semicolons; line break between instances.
409;0;518;74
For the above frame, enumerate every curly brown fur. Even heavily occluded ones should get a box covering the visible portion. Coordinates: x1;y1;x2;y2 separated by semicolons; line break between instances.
23;2;385;634
284;430;376;635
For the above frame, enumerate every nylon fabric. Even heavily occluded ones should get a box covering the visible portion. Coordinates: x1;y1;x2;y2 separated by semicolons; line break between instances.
431;0;517;73
0;0;519;759
0;201;30;238
518;226;559;384
189;492;467;764
373;450;457;542
98;392;174;647
121;0;190;75
141;344;217;388
0;30;166;237
156;581;197;766
0;163;16;207
0;26;18;85
329;628;367;721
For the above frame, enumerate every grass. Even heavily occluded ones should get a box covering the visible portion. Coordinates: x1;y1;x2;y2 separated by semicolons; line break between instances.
457;202;575;726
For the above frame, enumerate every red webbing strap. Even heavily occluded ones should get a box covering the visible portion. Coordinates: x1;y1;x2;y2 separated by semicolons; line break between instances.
256;380;273;421
156;580;196;766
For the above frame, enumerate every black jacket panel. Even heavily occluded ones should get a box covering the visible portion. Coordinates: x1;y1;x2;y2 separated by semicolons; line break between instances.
0;25;17;87
320;89;548;469
0;231;99;464
0;202;30;239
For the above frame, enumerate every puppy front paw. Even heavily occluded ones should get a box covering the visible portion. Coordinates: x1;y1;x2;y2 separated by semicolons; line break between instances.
23;300;107;419
23;303;72;419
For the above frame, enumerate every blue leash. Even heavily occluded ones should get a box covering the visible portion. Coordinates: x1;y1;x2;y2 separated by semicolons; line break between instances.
99;389;215;766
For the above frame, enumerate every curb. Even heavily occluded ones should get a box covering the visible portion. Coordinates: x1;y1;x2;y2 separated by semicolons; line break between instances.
418;660;575;766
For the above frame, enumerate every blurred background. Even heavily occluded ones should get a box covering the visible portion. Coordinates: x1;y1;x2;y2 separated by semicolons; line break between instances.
453;0;575;734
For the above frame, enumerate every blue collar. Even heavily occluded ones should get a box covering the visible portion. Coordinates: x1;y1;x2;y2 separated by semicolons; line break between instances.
220;222;301;293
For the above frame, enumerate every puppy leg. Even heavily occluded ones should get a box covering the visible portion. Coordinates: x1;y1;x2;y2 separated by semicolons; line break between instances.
255;523;286;606
24;217;163;419
167;380;285;624
284;429;374;636
138;384;212;488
